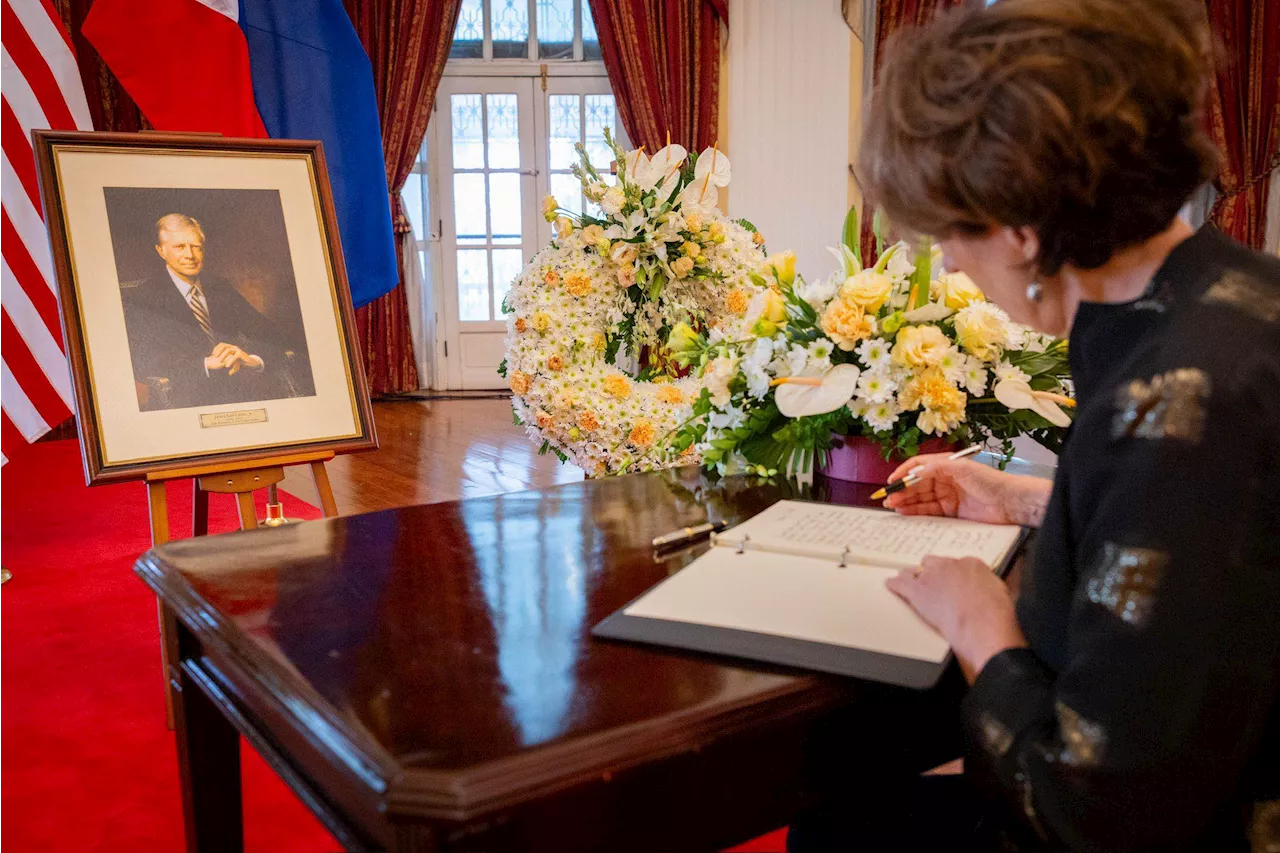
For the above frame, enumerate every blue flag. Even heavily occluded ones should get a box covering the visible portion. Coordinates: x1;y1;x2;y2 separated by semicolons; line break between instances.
239;0;398;308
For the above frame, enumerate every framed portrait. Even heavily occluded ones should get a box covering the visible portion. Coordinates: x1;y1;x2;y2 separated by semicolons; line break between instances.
33;131;377;484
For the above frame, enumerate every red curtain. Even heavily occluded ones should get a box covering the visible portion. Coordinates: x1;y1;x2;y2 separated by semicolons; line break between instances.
587;0;727;152
859;0;968;264
346;0;463;395
1204;0;1279;250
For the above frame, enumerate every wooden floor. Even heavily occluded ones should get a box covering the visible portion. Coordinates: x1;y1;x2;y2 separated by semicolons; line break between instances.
294;397;585;515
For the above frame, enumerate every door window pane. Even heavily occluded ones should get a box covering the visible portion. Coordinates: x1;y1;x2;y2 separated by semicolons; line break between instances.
492;249;524;315
584;95;617;167
491;0;529;58
538;0;575;59
457;249;491;321
452;0;485;58
582;2;601;60
402;175;425;242
453;173;488;239
485;94;520;169
489;172;523;240
550;172;583;217
548;95;580;170
451;95;485;169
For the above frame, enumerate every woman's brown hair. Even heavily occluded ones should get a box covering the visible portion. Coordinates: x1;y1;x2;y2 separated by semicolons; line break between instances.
858;0;1219;274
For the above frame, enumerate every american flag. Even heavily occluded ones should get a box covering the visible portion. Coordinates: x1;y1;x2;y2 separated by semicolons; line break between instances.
1;0;92;463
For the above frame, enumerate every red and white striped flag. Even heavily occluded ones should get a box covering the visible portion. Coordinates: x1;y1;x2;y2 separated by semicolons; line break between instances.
1;0;92;464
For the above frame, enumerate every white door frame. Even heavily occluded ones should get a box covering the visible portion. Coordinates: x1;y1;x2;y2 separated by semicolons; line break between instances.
432;77;541;390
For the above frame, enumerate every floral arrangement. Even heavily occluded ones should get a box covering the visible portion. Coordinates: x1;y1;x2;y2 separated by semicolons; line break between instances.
501;129;770;476
666;210;1074;474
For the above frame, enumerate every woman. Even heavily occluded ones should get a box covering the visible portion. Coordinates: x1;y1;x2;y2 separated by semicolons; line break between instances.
791;0;1280;850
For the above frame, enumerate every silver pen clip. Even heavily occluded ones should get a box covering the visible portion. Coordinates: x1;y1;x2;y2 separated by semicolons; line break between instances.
736;534;750;555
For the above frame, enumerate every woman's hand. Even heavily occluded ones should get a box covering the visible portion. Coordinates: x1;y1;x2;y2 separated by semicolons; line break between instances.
883;455;1052;527
886;555;1027;683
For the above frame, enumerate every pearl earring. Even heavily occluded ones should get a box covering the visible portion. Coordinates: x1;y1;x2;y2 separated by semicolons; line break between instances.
1026;281;1043;303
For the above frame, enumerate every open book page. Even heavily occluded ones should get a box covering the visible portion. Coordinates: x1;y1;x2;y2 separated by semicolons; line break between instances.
713;500;1022;570
624;547;952;663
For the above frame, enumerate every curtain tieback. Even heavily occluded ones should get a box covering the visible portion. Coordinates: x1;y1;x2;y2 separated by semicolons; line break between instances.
1211;152;1280;215
389;189;412;236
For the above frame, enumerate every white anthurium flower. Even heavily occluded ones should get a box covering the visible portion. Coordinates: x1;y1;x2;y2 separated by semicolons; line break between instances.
644;144;687;193
774;363;862;418
679;175;719;210
623;149;650;185
903;301;954;322
993;378;1074;427
694;146;732;187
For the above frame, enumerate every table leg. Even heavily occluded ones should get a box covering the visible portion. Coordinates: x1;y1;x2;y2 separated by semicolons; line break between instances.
174;653;244;852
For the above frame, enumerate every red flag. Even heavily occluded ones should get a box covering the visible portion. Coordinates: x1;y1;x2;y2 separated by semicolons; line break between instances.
0;0;94;462
82;0;268;138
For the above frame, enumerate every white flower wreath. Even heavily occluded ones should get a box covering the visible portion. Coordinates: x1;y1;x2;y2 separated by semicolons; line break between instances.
502;132;770;476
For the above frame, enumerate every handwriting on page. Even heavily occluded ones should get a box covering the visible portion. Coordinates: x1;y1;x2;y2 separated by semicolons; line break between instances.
763;504;1009;565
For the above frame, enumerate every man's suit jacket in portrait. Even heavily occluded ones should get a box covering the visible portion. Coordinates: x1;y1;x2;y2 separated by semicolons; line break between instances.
120;272;292;411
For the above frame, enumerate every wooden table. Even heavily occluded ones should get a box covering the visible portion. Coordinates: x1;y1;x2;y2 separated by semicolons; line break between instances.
137;469;968;852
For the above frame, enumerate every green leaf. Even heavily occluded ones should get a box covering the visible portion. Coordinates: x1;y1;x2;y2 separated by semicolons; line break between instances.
910;235;932;310
872;207;889;257
841;204;861;268
496;357;508;378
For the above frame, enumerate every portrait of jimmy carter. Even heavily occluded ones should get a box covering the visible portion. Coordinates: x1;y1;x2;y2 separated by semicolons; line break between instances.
120;213;303;412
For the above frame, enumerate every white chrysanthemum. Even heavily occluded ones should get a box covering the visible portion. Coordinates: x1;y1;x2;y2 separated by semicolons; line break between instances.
865;400;900;432
962;357;989;396
994;361;1030;384
856;369;896;404
856;337;892;369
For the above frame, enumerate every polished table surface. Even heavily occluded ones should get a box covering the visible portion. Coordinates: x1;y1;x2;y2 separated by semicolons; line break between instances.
138;468;969;852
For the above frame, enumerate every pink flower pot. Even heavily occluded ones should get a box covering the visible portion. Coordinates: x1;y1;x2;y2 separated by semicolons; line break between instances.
819;435;957;484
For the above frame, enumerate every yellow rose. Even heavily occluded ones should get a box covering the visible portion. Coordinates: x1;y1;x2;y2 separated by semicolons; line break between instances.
839;270;894;312
685;212;705;233
891;324;951;368
671;256;695;279
681;241;700;258
564;271;592;296
935;272;985;310
726;289;751;315
604;374;631;398
764;251;797;287
532;311;551;333
954;303;1011;361
820;296;876;350
555;216;574;240
657;385;684;404
509;370;531;395
708;221;724;239
629;420;656;448
542;195;558;222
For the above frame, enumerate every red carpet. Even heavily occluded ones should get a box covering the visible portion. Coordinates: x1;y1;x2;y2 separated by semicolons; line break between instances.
1;439;786;852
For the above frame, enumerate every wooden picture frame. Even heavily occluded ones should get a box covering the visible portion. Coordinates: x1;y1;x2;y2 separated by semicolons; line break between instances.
32;131;377;485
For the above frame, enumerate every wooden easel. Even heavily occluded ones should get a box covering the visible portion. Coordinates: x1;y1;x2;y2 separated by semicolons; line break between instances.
148;449;340;728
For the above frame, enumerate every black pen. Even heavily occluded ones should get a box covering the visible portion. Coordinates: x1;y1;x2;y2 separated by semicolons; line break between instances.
652;519;729;550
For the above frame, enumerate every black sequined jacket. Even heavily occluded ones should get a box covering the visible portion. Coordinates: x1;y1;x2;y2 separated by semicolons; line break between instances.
960;227;1280;852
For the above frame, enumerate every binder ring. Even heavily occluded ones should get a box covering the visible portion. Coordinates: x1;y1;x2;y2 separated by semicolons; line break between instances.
736;534;750;554
839;545;851;568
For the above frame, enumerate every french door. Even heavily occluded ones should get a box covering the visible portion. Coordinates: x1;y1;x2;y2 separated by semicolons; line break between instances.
433;75;622;389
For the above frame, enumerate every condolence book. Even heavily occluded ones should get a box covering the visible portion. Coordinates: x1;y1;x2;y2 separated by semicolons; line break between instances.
594;501;1027;688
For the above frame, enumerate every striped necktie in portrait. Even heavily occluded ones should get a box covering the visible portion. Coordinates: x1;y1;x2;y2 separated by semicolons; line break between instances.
187;285;215;344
